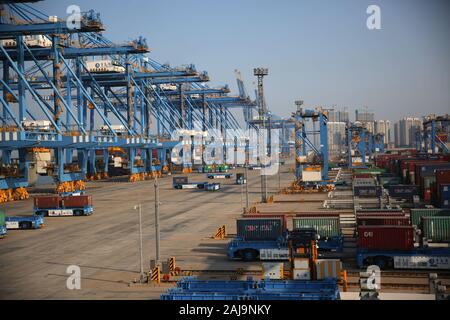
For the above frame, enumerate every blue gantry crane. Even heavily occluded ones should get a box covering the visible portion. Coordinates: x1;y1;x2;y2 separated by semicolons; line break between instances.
0;1;256;202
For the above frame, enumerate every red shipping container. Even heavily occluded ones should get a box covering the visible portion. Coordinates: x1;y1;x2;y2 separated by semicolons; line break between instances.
436;169;450;186
415;162;448;187
62;195;92;208
34;195;61;209
356;213;406;219
354;173;372;179
357;226;414;250
356;217;410;226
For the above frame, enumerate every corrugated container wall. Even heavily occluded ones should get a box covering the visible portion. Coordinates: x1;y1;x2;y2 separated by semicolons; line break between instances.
357;226;415;250
237;218;284;241
357;216;410;226
62;195;92;208
421;217;450;242
0;211;5;227
33;195;61;209
292;217;340;238
409;208;450;226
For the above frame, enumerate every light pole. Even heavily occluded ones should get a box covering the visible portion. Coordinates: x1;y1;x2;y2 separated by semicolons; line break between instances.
154;175;160;265
245;138;250;210
254;67;268;203
133;203;144;282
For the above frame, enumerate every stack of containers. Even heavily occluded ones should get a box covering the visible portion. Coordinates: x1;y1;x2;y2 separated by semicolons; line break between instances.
387;185;420;200
416;163;450;202
432;169;450;208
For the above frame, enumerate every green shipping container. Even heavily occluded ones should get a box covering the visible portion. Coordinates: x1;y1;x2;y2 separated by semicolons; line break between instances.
410;208;450;226
0;211;5;227
421;216;450;242
292;217;340;238
354;168;387;175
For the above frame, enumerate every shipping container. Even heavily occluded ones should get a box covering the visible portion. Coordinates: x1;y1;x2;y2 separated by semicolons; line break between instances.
421;216;450;242
353;178;376;187
356;208;404;214
354;186;382;197
356;212;406;218
0;211;5;227
410;208;450;226
354;168;387;175
438;184;450;208
33;195;61;209
295;212;341;217
357;226;415;250
378;176;402;187
388;185;420;198
62;195;92;208
356;216;410;226
315;259;342;280
236;218;284;241
242;214;287;229
173;177;188;185
292;217;340;238
415;163;450;187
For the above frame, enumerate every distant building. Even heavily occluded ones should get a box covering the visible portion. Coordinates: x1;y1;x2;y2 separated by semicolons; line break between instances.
355;108;375;133
326;108;349;123
394;117;422;147
375;120;391;145
355;109;375;123
327;122;346;160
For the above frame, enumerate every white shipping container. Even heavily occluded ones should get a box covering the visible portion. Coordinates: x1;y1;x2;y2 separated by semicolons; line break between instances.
302;170;322;182
262;262;284;280
293;258;309;269
293;268;311;280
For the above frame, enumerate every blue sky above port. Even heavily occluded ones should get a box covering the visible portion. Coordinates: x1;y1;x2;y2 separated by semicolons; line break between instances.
36;0;450;122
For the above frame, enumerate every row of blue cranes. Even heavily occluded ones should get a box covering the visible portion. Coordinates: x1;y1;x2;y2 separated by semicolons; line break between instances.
1;1;297;202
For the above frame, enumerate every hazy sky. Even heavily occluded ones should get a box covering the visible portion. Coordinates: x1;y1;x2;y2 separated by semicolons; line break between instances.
35;0;450;122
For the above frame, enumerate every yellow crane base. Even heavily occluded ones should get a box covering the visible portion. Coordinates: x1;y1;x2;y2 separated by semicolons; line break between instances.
0;187;29;203
55;180;86;193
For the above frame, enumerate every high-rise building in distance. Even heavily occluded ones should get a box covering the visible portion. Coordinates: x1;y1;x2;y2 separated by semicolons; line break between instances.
375;120;391;144
394;117;422;147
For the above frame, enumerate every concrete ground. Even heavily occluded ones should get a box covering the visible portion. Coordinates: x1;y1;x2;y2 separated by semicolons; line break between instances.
0;165;294;299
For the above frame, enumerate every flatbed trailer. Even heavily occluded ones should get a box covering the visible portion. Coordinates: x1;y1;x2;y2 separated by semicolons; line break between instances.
5;216;44;230
207;173;233;179
173;182;208;189
34;206;93;216
228;235;344;261
205;183;220;191
357;248;450;270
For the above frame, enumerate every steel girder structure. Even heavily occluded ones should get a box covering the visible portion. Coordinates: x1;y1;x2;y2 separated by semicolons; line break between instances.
0;2;250;196
422;114;450;155
292;107;329;185
347;124;368;169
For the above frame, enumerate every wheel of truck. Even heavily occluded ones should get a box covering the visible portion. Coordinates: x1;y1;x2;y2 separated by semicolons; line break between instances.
20;221;32;229
241;249;258;261
73;210;83;216
374;256;392;270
